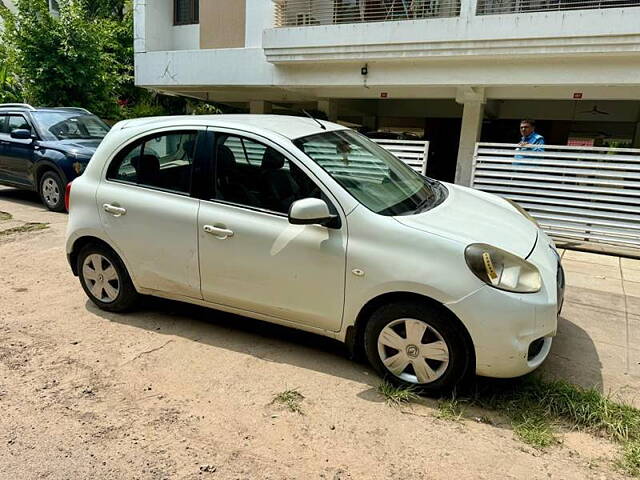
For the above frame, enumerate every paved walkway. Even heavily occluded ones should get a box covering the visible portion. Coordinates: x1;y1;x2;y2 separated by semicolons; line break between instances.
541;249;640;406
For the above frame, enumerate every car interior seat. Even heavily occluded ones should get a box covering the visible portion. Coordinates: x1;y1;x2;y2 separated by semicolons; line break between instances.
260;148;301;213
131;154;161;187
182;139;195;161
217;144;257;205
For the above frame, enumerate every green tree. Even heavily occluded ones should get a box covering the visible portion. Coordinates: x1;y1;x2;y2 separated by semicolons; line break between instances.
79;0;126;20
0;4;22;103
3;0;119;117
1;0;215;119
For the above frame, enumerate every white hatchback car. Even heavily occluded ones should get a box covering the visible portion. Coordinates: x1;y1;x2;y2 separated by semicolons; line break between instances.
66;115;564;393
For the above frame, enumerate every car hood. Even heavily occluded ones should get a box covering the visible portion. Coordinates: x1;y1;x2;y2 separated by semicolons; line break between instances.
39;139;101;159
395;182;538;258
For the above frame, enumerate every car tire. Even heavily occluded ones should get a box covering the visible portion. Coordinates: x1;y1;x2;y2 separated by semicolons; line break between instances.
364;301;472;395
77;243;139;312
39;170;66;212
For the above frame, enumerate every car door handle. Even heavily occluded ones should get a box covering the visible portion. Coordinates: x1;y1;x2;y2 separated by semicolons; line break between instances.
203;224;234;239
103;203;127;217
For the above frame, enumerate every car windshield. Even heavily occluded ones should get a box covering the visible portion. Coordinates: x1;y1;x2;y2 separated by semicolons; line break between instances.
32;111;110;140
293;130;446;216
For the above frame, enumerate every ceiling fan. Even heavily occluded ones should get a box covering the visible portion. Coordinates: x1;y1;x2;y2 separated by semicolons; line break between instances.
579;104;610;115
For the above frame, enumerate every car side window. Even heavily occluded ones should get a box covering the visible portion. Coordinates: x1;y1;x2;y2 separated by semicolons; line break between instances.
0;115;8;134
108;131;197;194
213;134;322;214
7;115;31;133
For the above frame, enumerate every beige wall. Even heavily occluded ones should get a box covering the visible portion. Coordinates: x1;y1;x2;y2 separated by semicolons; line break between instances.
200;0;246;49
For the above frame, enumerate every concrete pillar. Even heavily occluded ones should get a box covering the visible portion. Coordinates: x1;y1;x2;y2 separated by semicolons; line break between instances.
362;115;377;132
460;0;479;18
318;100;339;122
633;123;640;148
249;100;272;114
454;87;486;186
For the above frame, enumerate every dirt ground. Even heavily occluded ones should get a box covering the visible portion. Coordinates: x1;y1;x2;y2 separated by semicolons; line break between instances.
0;187;635;480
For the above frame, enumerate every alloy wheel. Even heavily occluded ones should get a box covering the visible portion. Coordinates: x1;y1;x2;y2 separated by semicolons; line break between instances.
42;178;60;207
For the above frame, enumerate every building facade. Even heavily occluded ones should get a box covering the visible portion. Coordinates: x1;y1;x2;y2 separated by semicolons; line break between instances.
134;0;640;184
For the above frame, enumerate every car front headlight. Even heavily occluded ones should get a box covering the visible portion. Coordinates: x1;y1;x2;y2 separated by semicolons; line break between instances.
465;243;541;293
505;198;539;227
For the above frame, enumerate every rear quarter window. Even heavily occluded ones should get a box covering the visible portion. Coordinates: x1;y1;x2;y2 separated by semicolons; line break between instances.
107;131;197;194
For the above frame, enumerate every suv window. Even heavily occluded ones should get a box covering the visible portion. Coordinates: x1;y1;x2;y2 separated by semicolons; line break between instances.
0;115;7;134
108;131;197;194
214;134;321;214
7;115;31;133
31;111;109;140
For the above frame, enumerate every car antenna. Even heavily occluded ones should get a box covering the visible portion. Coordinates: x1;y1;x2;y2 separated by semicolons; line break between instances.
302;109;326;130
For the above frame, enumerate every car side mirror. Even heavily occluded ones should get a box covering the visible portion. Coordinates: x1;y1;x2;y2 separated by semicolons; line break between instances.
288;198;336;227
10;129;34;140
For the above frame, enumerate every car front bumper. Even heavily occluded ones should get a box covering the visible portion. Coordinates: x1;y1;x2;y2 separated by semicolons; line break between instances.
446;232;562;378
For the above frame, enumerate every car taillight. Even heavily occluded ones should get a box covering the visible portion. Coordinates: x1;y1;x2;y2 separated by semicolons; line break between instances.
65;182;72;212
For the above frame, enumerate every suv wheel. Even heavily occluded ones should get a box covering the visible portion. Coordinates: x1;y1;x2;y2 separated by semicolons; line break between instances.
77;243;139;312
364;301;471;395
39;171;65;212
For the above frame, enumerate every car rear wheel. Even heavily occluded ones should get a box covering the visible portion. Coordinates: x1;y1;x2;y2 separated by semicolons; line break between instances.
39;171;66;212
77;243;139;312
364;301;472;395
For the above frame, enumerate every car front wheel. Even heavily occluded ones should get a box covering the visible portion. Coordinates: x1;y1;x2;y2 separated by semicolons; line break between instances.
77;243;139;312
364;301;472;395
39;171;66;212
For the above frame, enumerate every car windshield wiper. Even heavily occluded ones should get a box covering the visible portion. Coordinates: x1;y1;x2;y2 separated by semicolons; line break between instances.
412;195;435;214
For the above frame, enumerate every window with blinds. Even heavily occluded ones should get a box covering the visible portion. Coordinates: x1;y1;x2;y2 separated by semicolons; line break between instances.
174;0;199;25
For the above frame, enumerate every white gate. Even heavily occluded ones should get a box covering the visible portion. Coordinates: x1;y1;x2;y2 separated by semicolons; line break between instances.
470;142;640;249
373;139;430;175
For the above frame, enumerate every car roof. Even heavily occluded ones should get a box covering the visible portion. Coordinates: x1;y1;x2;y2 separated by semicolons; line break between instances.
112;114;347;141
0;104;92;115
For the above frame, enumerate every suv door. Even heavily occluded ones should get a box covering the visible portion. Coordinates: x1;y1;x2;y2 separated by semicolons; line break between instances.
1;114;37;186
0;115;8;181
197;129;347;332
96;127;205;298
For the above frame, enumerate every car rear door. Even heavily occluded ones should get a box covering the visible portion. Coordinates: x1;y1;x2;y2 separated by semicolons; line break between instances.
96;126;206;299
197;128;347;332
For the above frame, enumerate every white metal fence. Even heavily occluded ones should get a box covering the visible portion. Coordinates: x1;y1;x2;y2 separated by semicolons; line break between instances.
372;139;429;174
470;142;640;249
223;136;429;178
274;0;460;27
476;0;640;15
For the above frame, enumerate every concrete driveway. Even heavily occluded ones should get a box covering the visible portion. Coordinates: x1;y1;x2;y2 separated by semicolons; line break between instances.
541;248;640;406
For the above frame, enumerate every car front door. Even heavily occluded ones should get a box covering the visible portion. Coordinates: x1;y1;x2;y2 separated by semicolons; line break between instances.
197;129;347;332
2;114;38;186
0;115;8;181
96;127;205;298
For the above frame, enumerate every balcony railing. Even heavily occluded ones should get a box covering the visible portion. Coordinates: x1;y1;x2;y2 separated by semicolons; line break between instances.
477;0;640;15
274;0;460;27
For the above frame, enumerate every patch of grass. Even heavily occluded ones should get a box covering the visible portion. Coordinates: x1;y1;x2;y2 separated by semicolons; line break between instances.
469;375;640;459
435;397;465;422
475;376;640;443
377;380;419;407
0;211;12;221
512;412;557;449
272;389;305;414
621;440;640;477
0;222;48;237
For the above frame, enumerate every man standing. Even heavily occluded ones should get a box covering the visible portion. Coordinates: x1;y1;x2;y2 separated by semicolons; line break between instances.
518;119;545;152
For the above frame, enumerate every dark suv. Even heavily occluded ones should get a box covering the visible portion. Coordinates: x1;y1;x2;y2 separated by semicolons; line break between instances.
0;103;110;211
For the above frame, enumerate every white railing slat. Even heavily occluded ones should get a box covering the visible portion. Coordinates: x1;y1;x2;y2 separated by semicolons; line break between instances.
471;142;640;251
